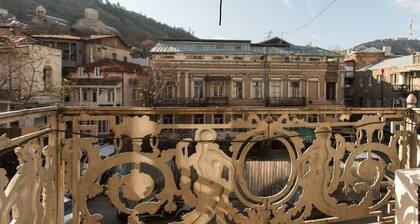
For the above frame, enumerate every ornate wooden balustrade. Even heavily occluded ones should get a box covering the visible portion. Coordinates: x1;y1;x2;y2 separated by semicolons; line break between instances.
0;105;419;224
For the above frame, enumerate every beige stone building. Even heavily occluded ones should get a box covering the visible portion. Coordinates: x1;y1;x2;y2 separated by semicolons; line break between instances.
353;53;420;107
31;34;132;70
150;38;345;108
67;59;148;107
343;47;395;106
0;35;62;110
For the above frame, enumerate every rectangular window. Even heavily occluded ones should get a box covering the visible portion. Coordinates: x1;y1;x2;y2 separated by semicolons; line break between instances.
289;81;300;98
92;91;97;102
213;114;224;124
326;82;336;100
377;99;382;107
187;55;203;60
193;80;204;99
232;80;243;99
193;114;205;124
213;81;225;97
366;98;372;107
131;89;137;101
43;67;52;90
98;120;109;134
79;67;86;77
112;53;117;60
392;99;401;108
83;91;88;101
162;114;174;124
162;83;174;99
107;91;114;102
95;67;102;77
252;80;263;99
368;76;373;86
309;57;321;62
308;114;318;123
270;80;282;98
359;76;364;86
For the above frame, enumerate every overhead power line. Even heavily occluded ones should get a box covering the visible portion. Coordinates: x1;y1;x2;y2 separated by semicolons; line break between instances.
283;0;338;34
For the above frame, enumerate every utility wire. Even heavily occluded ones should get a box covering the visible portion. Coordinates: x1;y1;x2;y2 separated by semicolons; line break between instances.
282;0;338;35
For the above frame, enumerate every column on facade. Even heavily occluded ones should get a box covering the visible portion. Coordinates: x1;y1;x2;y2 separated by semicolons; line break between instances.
113;87;117;107
79;87;83;106
185;72;190;99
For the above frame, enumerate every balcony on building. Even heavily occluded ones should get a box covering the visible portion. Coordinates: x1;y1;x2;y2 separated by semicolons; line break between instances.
267;97;306;107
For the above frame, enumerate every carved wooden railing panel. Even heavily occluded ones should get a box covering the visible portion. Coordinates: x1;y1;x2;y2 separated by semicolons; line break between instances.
61;107;414;224
0;107;62;224
0;107;417;224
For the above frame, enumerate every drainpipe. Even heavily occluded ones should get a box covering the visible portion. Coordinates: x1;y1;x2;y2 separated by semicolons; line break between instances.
263;47;269;106
121;71;124;107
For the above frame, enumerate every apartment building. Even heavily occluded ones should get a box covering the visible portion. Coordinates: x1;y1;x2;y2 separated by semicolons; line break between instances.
353;53;420;107
344;46;394;106
31;34;132;70
150;37;345;108
67;58;148;107
0;35;62;110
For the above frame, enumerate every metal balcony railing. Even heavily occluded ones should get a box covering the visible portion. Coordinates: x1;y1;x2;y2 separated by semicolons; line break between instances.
153;97;228;107
267;97;306;107
0;103;419;223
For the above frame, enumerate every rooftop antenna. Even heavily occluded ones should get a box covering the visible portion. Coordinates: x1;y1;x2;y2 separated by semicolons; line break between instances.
265;31;273;40
409;17;414;40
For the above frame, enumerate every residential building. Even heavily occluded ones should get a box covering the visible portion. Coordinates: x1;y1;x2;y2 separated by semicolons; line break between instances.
0;35;62;111
150;37;345;107
344;46;394;106
67;58;148;107
31;34;132;71
353;53;420;107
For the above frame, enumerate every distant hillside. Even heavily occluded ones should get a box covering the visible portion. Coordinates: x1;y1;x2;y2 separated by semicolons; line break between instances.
0;0;195;47
354;38;420;55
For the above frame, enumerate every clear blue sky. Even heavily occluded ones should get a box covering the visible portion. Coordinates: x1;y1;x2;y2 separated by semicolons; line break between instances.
109;0;420;49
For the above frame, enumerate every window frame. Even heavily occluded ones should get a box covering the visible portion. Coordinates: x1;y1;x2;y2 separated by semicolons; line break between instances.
94;67;102;77
232;79;244;99
251;79;263;99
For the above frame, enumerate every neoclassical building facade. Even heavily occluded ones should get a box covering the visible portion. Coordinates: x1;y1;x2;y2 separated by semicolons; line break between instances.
150;37;345;108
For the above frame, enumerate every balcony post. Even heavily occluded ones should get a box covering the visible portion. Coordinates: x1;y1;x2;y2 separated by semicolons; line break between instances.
406;94;418;168
51;112;65;224
113;87;117;107
71;116;81;223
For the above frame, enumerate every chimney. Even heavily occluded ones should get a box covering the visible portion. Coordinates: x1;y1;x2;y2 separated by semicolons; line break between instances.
383;46;392;56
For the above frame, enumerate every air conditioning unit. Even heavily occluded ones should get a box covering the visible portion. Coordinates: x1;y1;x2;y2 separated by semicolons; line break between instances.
128;79;138;85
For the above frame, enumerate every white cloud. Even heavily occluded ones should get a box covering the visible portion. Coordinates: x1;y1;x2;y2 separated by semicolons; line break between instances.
282;0;294;11
391;0;420;12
